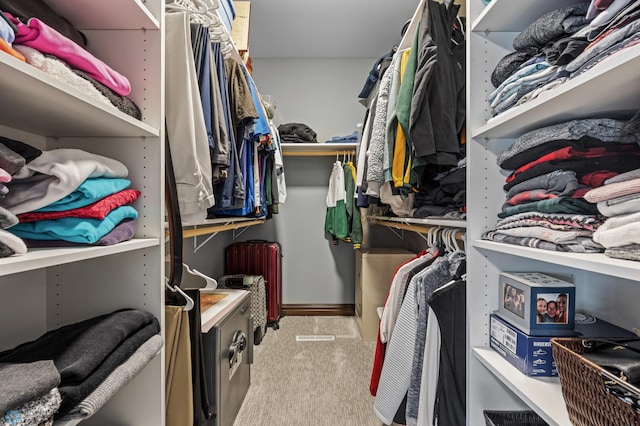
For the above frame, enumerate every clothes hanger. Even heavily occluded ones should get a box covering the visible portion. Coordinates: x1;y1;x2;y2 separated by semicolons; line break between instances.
166;0;213;26
451;229;460;252
165;277;195;311
166;0;208;15
183;263;218;289
427;226;437;249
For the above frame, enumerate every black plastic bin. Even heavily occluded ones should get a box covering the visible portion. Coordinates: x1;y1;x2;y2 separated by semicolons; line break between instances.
484;410;549;426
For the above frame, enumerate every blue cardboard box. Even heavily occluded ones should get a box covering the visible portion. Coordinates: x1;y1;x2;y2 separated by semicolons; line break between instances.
490;313;557;376
490;312;637;377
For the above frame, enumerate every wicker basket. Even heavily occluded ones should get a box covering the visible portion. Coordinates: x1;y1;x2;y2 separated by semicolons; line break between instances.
551;338;640;426
483;410;548;425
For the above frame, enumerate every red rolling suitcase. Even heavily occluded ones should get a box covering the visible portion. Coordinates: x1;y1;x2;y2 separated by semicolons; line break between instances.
225;241;283;329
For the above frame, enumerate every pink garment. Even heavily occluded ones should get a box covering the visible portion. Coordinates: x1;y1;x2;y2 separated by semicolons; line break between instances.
0;167;11;183
584;178;640;203
7;14;131;96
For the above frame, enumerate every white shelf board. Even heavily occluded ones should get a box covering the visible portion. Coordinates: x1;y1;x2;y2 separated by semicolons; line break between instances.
473;240;640;281
49;0;159;30
281;143;358;152
472;43;640;140
0;238;158;277
472;0;582;33
0;55;159;138
369;215;467;229
473;347;570;426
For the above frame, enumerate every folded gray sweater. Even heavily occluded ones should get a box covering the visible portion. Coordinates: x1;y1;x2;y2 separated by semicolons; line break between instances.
513;2;590;50
0;361;60;416
0;309;155;385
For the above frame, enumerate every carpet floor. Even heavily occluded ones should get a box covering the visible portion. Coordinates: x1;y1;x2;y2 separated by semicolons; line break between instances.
232;315;384;426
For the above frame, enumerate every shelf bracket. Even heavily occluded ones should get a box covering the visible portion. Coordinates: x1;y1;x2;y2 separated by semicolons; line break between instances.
386;226;405;241
232;226;251;240
193;228;225;253
182;219;266;252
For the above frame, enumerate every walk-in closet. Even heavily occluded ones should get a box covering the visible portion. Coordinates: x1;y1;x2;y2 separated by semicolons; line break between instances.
1;0;640;425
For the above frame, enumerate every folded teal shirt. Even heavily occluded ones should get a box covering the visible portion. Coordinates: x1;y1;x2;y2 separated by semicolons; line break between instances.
35;178;131;212
10;206;138;243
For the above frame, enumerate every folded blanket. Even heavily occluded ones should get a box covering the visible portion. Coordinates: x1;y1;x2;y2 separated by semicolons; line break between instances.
18;189;140;222
584;177;640;202
22;219;137;248
0;229;26;257
605;167;640;184
73;69;142;120
56;321;160;418
490;226;594;244
498;197;599;218
0;309;156;385
513;2;590;50
2;388;61;426
497;115;640;168
605;244;640;261
35;178;131;212
7;14;131;96
277;123;317;142
495;211;605;232
491;48;541;88
13;45;114;110
593;211;640;247
482;230;604;253
8;205;138;244
0;361;60;415
1;149;128;215
597;193;640;216
506;170;578;199
56;334;162;420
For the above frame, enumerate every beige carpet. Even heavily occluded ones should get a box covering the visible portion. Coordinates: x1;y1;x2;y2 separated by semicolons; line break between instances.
232;316;385;426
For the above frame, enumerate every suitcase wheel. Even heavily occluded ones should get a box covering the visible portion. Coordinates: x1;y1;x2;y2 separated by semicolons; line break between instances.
254;327;264;345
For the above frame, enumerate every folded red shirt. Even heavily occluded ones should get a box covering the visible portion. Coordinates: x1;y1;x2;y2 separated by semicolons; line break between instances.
17;189;141;222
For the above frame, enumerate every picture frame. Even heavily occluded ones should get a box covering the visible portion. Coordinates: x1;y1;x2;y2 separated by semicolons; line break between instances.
497;272;576;336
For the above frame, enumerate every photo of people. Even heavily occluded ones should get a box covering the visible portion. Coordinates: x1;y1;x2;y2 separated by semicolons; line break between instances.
503;284;525;319
536;293;569;324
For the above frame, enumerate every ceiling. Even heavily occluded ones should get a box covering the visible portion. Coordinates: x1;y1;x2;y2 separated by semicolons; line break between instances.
247;0;422;59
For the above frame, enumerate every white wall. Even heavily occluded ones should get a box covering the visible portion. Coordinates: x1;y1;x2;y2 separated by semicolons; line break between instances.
251;58;374;304
251;58;375;142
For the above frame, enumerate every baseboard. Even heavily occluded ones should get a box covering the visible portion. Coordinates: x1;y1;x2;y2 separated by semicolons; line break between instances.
282;304;355;316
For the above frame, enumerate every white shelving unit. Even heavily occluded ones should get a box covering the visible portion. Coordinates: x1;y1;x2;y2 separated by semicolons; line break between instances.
0;1;164;424
467;0;640;424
